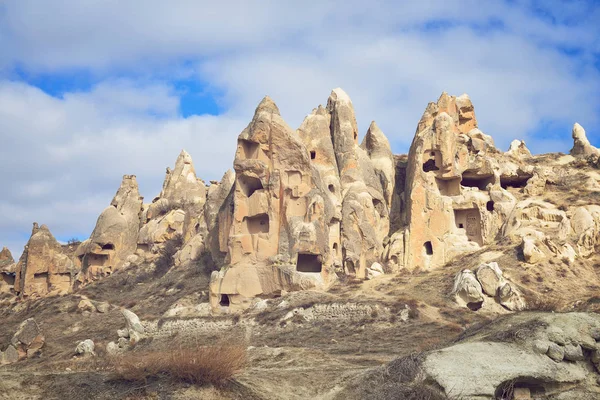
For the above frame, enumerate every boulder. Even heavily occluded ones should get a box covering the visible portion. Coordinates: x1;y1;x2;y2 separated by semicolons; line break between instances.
75;339;96;356
523;236;545;264
366;262;384;280
475;262;503;297
121;308;144;334
506;139;532;158
10;318;44;360
451;270;485;308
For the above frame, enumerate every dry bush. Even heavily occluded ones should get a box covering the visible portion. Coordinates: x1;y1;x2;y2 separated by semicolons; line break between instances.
111;342;247;385
153;235;184;277
524;294;562;312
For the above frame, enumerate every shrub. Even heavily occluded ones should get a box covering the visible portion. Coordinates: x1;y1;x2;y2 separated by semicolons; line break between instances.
153;235;184;277
111;342;246;384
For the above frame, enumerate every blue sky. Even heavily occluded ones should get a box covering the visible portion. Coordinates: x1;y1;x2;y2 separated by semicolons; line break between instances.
0;0;599;257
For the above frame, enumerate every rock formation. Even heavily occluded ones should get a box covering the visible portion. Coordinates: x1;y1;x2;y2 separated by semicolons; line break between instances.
209;89;393;310
0;246;16;293
385;92;523;271
3;87;599;312
13;223;78;297
75;175;143;284
571;122;599;158
0;318;45;364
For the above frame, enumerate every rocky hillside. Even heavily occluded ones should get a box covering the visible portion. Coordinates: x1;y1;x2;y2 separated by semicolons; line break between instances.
1;88;600;399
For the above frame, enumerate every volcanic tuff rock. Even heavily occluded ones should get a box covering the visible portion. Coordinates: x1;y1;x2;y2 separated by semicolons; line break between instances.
75;175;143;284
209;89;393;310
4;88;600;312
13;223;77;297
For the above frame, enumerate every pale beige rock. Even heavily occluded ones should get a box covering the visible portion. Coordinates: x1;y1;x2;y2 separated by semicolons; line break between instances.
0;246;16;293
75;339;96;356
14;224;77;297
506;139;532;158
121;308;144;334
392;92;516;271
451;270;485;308
523;236;546;264
570;123;600;158
76;175;143;284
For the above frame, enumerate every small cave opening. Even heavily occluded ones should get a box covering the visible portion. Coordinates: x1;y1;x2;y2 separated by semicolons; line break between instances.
245;214;270;234
239;175;264;198
486;201;495;212
372;198;385;216
460;173;494;190
354;132;357;141
219;294;230;307
239;139;260;159
310;150;316;160
495;377;547;400
424;241;433;256
296;253;322;273
467;301;483;311
500;175;532;189
345;259;356;275
422;159;439;172
101;243;115;251
328;184;335;193
332;243;339;257
422;150;441;172
1;273;15;286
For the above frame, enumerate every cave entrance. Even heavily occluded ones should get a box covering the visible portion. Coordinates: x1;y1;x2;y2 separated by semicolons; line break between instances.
495;378;547;400
310;150;316;160
239;175;264;198
424;241;433;256
220;294;230;307
1;273;15;286
296;253;322;273
500;175;533;189
454;208;483;245
101;243;114;251
460;171;494;190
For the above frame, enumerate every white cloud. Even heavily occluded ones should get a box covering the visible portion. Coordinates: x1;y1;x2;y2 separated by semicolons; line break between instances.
0;0;599;257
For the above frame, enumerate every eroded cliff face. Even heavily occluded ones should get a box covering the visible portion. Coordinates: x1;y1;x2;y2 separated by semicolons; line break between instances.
6;88;600;312
13;224;78;297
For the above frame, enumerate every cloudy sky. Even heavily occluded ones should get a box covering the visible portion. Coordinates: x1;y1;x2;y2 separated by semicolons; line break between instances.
1;0;599;258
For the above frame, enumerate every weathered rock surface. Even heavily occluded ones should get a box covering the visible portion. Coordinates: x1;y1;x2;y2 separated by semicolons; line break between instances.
75;339;96;357
13;224;77;297
76;175;143;284
571;123;600;159
0;246;16;293
209;89;393;310
421;312;600;399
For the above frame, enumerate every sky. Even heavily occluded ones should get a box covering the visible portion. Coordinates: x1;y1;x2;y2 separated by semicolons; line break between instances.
0;0;599;258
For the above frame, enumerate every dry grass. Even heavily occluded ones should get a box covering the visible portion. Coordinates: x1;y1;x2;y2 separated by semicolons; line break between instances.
110;342;247;385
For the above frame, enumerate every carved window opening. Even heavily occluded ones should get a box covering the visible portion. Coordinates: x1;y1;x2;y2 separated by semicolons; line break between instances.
486;201;495;212
296;253;322;273
245;214;269;234
220;294;230;307
101;243;115;251
424;241;433;256
310;150;316;160
328;184;335;193
422;150;440;172
332;243;339;257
